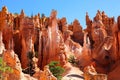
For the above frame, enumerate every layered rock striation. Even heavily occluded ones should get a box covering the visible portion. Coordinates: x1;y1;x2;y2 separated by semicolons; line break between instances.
0;6;120;80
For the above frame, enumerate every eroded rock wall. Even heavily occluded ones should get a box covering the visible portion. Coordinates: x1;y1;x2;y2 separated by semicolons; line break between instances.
0;6;120;80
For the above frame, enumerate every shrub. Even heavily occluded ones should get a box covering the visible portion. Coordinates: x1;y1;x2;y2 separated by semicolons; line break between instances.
23;51;35;76
68;55;78;66
0;57;13;79
35;51;38;58
48;61;65;80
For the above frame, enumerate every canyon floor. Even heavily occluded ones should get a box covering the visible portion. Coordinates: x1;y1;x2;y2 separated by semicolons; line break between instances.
62;63;84;80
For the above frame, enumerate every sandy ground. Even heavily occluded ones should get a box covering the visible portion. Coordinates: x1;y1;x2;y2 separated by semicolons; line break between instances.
62;63;84;80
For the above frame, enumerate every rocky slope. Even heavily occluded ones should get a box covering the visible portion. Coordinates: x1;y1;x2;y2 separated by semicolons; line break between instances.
0;6;120;80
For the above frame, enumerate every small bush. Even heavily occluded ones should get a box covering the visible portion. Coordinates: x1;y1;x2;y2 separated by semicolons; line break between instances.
35;51;38;58
48;61;65;80
0;57;13;79
23;51;35;76
68;55;78;66
27;51;34;59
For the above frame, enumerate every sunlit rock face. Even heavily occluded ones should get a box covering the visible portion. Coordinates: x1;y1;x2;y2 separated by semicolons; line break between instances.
20;17;35;69
83;65;107;80
3;50;21;80
76;10;120;79
38;10;67;69
68;19;84;46
113;16;120;61
1;6;120;80
0;31;5;54
3;50;37;80
33;66;57;80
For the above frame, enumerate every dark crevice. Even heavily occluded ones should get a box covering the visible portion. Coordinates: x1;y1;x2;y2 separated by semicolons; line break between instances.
67;74;84;79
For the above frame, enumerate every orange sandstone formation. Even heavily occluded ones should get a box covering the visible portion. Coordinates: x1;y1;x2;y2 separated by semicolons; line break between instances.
0;6;120;80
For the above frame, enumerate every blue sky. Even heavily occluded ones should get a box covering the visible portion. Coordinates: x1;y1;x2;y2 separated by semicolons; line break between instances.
0;0;120;28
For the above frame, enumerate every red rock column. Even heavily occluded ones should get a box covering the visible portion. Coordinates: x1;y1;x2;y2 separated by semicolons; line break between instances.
0;31;5;54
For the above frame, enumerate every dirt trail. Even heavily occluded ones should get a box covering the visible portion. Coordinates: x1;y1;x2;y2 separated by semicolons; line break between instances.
62;63;84;80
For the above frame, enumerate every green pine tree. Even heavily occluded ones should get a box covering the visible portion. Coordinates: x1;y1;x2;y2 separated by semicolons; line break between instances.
48;61;65;80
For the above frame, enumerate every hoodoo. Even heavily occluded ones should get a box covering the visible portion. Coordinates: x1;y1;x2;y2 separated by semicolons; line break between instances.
0;6;120;80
